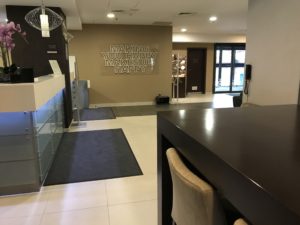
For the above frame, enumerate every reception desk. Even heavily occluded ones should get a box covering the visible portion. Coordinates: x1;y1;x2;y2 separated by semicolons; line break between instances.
157;105;300;225
0;75;65;195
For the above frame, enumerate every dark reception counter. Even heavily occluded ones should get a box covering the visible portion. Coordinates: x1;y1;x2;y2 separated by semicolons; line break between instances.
157;105;300;225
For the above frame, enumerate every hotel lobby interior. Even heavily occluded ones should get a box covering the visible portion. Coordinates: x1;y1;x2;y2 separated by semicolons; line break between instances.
0;0;299;225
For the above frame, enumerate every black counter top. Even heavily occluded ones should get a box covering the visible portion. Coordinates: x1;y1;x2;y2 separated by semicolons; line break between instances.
157;105;300;225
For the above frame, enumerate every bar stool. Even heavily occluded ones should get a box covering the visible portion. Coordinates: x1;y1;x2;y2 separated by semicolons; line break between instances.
166;148;227;225
234;218;248;225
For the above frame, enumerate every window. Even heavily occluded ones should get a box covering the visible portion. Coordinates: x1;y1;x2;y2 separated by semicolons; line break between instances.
213;44;246;93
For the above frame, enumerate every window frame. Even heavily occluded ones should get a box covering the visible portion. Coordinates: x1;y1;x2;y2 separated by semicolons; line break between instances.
213;43;246;93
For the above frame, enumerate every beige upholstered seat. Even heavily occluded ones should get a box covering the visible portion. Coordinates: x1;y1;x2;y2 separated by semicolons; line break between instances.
234;218;248;225
166;148;227;225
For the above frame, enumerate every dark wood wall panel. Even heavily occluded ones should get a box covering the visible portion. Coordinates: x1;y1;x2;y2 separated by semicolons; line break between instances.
6;5;73;128
186;48;207;93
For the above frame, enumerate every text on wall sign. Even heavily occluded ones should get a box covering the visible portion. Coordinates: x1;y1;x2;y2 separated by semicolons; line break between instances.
101;44;158;74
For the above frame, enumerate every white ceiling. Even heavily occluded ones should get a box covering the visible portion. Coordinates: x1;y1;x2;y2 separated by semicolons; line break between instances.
0;0;248;36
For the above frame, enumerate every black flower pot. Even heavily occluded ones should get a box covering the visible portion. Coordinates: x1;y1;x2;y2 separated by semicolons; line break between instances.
20;68;34;83
10;73;21;83
9;68;34;83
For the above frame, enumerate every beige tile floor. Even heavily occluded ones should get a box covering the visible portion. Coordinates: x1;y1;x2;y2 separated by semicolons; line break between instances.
0;115;158;225
0;93;233;225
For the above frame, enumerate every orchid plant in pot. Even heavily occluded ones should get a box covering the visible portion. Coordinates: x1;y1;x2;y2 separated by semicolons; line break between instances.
0;21;27;81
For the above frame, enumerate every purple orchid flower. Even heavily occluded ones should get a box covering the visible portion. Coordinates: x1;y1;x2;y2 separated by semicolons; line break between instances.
0;21;27;67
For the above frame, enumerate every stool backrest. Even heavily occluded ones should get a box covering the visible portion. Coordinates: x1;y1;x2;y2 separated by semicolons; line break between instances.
166;148;227;225
234;218;249;225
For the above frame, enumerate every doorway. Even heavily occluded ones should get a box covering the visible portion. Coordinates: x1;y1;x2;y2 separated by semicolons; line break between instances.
187;48;207;94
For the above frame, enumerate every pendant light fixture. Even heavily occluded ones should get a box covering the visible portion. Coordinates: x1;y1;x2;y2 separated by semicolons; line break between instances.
25;0;63;38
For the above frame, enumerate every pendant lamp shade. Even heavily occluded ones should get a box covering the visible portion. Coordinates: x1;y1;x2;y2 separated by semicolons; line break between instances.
25;6;63;32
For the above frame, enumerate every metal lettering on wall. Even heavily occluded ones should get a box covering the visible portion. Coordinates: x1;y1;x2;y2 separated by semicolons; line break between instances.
101;44;158;74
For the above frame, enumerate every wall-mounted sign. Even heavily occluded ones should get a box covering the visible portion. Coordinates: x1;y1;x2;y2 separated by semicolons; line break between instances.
101;44;158;74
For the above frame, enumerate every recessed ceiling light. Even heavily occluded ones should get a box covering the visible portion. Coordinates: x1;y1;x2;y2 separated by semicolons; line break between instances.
107;12;116;19
5;18;8;22
209;16;218;22
180;28;187;32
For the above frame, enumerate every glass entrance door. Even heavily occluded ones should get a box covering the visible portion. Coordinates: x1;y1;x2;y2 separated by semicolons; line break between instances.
213;44;246;93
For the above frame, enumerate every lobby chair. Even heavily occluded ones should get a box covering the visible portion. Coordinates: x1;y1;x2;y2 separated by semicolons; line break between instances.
166;148;227;225
233;93;242;107
234;218;248;225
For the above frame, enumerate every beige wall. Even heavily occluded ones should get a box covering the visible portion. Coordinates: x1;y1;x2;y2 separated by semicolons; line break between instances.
69;24;172;104
172;43;214;93
246;0;300;105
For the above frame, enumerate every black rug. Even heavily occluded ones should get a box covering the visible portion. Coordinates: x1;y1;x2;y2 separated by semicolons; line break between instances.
44;129;142;186
74;108;116;121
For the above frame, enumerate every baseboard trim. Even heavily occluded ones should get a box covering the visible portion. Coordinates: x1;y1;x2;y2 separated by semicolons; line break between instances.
90;101;155;108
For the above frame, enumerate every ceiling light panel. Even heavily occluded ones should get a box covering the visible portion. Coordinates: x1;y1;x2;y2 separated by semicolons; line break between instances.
209;15;218;22
180;28;187;32
107;12;116;18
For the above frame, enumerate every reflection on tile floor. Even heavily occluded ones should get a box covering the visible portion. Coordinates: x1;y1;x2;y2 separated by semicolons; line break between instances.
0;94;233;225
